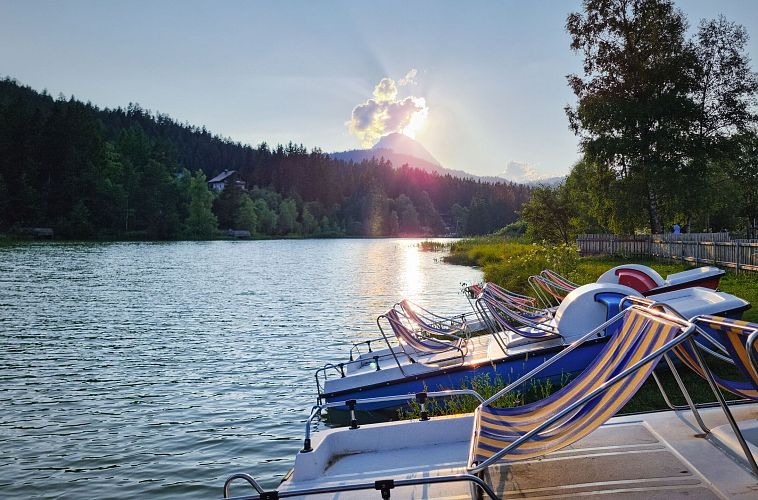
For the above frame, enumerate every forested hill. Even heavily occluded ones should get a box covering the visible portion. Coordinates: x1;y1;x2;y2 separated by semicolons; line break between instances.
0;78;530;239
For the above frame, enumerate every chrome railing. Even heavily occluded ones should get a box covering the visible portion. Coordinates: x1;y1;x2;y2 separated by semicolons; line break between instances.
223;473;499;500
304;389;486;451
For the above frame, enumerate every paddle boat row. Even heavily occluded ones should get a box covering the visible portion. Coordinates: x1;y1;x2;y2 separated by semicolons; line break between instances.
316;274;748;412
530;264;724;308
223;301;758;499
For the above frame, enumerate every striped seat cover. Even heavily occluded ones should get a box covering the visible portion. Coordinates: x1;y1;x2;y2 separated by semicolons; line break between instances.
470;308;682;465
673;315;758;400
384;308;463;355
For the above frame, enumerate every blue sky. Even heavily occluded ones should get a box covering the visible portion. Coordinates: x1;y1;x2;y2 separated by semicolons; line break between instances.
2;1;758;179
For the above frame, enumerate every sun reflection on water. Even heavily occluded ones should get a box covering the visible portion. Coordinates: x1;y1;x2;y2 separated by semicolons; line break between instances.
399;241;422;300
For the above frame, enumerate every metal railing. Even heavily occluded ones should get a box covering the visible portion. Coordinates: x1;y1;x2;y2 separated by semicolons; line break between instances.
303;389;486;452
223;473;499;500
313;347;410;399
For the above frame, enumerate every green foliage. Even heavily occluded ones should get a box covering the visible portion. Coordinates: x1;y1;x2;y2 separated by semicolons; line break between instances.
396;194;419;233
184;171;218;239
277;198;299;234
482;243;579;295
213;175;244;229
0;173;8;229
520;185;579;244
253;198;277;234
495;220;527;239
235;194;258;233
450;203;469;235
397;374;564;420
301;205;318;235
60;200;94;239
418;240;449;252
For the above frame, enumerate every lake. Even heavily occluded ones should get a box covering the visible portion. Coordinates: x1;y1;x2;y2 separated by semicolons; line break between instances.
0;239;482;499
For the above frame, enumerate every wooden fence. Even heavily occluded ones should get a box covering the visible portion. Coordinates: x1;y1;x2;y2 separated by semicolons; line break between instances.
576;233;758;273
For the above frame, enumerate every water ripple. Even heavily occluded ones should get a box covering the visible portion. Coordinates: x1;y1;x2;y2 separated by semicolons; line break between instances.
0;239;481;499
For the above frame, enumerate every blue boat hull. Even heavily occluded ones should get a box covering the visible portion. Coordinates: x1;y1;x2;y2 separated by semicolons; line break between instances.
323;339;606;412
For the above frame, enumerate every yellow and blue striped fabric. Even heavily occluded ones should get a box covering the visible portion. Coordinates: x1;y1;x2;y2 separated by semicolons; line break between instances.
672;315;758;400
470;308;681;464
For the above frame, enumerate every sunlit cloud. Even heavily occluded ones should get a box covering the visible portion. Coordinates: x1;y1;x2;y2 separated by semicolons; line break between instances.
501;160;544;182
348;70;428;147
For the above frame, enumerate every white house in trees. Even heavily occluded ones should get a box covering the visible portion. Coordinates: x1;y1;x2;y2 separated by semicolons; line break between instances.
207;170;245;192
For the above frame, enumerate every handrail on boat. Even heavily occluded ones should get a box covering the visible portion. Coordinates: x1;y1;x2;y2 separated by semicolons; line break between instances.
302;389;486;453
222;472;499;500
314;348;410;399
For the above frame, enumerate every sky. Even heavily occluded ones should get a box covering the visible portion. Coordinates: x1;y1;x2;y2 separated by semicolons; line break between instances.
3;0;758;181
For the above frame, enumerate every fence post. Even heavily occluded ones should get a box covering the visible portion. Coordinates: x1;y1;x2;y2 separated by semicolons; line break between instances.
736;241;740;274
713;243;717;266
696;240;700;265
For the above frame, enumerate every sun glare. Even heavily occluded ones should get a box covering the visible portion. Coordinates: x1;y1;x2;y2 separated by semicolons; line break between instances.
399;242;422;300
401;97;428;139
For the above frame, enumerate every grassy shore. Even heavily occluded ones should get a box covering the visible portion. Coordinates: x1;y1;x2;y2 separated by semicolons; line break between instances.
412;237;757;418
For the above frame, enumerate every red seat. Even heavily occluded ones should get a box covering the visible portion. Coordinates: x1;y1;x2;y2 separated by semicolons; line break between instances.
615;269;658;292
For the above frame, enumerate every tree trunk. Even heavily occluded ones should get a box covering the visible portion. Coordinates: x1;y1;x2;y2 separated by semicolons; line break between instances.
647;182;663;234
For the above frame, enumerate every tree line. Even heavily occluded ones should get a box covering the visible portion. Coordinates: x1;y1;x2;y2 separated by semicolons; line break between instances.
521;0;758;243
0;78;531;239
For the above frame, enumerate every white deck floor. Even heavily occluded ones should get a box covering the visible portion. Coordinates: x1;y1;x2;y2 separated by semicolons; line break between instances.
278;404;758;499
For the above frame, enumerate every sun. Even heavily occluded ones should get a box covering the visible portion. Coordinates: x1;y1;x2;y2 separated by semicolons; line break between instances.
401;97;428;139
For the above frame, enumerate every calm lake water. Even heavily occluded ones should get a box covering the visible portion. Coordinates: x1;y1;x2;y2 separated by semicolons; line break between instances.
0;239;481;499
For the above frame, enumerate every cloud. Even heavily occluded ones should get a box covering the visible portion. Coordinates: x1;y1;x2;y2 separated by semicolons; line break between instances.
501;161;544;183
348;71;428;147
372;78;398;101
398;68;418;86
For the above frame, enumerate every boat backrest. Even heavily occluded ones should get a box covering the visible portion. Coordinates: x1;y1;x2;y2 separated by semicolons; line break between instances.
478;286;555;338
383;308;456;354
540;269;579;290
672;315;758;400
397;300;463;336
612;297;758;399
469;307;689;467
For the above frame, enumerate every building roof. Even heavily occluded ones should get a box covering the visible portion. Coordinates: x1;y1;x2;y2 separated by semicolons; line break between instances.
208;170;236;183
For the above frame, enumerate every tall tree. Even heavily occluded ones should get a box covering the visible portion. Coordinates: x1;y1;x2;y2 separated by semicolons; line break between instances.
277;198;299;234
566;0;696;233
235;194;258;233
520;185;579;244
185;171;218;239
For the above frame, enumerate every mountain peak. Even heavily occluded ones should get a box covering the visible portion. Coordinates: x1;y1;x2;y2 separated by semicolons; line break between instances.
372;133;440;166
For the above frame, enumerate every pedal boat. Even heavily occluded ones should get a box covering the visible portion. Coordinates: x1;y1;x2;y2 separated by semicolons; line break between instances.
224;305;758;500
316;283;749;412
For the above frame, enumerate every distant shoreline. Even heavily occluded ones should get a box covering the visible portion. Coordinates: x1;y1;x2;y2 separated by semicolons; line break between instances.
0;234;463;244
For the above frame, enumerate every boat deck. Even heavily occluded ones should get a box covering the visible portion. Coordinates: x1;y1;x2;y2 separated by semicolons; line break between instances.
280;404;758;499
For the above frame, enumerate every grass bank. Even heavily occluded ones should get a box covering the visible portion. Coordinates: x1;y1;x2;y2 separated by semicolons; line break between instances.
411;236;757;418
